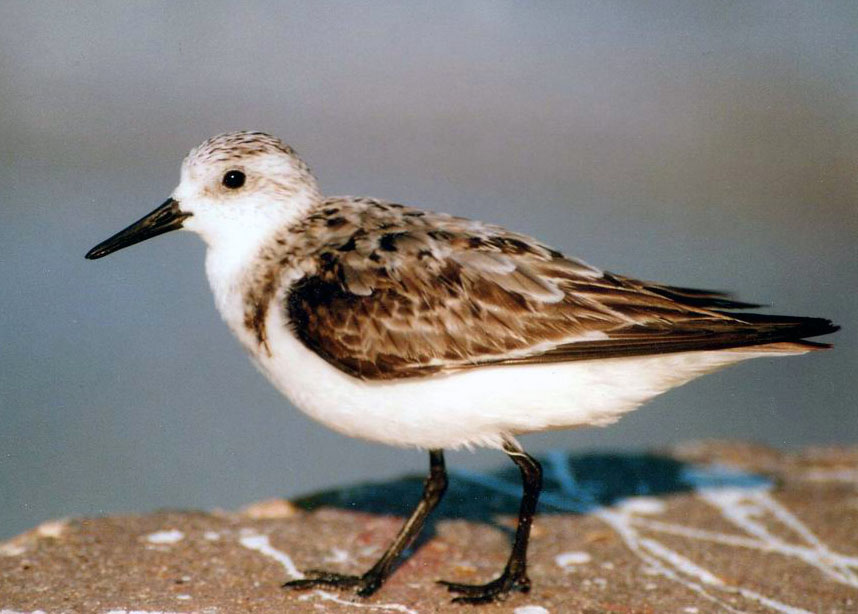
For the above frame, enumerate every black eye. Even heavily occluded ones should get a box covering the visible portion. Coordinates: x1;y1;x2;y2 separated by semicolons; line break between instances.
222;170;246;189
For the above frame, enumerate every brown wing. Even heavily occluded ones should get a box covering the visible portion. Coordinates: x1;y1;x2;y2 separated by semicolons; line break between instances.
283;201;837;380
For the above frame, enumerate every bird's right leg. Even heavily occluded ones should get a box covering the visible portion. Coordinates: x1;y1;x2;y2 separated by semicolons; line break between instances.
283;449;448;597
439;439;543;603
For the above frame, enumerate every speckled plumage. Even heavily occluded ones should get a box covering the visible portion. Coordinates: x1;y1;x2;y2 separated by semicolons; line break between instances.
237;193;829;381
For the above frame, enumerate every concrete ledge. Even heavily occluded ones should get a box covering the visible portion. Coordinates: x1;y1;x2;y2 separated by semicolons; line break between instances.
2;441;857;613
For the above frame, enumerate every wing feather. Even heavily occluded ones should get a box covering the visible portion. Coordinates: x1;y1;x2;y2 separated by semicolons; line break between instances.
282;199;836;380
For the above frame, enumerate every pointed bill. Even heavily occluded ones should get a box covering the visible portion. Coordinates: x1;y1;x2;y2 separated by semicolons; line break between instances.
85;198;190;260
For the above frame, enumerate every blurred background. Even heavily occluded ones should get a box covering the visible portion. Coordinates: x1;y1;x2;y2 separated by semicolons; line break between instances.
1;1;855;540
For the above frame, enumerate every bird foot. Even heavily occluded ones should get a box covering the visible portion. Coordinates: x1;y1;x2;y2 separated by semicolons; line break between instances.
283;569;383;597
438;571;530;604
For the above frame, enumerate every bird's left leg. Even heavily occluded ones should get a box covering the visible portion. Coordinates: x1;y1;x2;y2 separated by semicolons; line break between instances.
439;438;543;604
283;449;448;597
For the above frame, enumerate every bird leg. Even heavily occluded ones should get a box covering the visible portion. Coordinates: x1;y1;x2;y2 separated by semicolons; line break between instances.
439;439;543;604
283;449;448;597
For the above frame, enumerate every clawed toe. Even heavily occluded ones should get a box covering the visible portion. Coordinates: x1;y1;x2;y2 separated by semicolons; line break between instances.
283;568;384;597
283;569;378;594
438;573;531;604
438;579;490;595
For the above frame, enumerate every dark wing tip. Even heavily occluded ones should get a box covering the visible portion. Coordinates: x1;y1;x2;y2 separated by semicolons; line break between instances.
722;312;840;340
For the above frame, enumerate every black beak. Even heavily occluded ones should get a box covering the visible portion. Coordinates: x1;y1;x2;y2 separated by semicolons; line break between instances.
85;198;191;260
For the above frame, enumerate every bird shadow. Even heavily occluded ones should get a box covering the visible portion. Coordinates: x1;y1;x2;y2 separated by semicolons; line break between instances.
293;451;769;555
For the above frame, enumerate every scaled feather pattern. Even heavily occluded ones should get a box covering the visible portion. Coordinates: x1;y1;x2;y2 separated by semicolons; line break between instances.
238;197;836;380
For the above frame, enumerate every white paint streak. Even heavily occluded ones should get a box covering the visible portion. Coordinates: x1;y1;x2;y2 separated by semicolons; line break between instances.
615;497;665;515
238;533;304;579
310;590;419;614
595;507;746;614
696;487;858;588
514;606;550;614
35;520;67;539
632;514;858;567
453;449;847;614
0;543;26;556
459;462;740;605
238;535;419;614
734;589;815;614
323;546;352;564
554;551;591;567
452;466;741;612
638;538;723;585
145;529;185;545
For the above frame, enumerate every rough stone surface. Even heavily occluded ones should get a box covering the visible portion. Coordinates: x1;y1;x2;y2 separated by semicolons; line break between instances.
2;441;857;613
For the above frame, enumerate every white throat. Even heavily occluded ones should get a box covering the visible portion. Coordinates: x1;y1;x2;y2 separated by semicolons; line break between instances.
193;187;320;323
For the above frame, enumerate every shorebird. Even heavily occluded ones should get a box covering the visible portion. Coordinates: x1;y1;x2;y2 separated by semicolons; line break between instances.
86;131;837;603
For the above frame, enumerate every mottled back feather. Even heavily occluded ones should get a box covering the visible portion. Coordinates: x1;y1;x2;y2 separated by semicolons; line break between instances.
245;198;836;380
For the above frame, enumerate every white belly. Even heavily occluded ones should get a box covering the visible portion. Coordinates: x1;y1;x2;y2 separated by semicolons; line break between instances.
246;306;784;450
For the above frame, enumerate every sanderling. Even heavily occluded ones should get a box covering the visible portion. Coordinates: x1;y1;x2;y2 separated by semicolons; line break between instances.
86;131;837;604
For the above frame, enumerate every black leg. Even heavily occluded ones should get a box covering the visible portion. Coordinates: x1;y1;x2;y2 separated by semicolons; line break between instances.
283;449;448;597
440;439;543;604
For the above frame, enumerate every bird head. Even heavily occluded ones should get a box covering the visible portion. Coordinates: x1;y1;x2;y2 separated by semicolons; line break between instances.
86;131;320;260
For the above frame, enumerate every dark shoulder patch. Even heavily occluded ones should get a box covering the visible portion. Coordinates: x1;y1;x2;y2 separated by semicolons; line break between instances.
285;274;403;379
287;276;349;346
